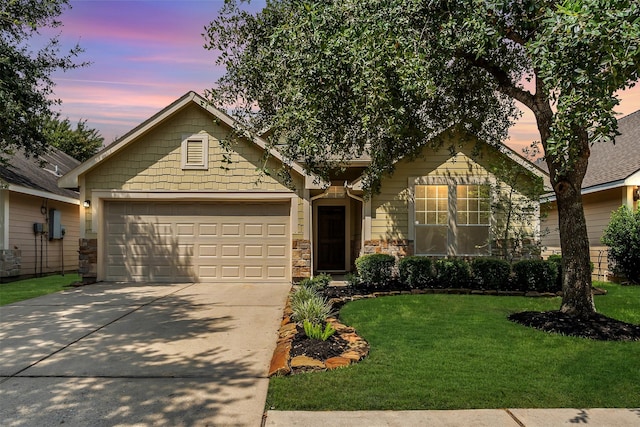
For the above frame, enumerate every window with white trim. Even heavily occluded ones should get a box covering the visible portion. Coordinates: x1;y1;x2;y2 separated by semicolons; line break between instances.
414;183;491;256
181;134;209;170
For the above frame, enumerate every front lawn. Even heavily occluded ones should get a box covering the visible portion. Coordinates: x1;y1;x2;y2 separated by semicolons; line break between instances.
0;274;80;305
267;282;640;410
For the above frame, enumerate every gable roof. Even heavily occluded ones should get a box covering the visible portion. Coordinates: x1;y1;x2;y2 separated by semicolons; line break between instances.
0;147;80;203
582;109;640;191
348;129;549;191
58;91;310;188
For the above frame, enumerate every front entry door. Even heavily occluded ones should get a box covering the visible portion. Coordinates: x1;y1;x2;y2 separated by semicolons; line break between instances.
316;206;346;271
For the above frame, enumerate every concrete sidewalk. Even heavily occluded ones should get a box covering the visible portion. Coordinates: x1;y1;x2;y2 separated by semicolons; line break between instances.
0;282;291;427
265;408;640;426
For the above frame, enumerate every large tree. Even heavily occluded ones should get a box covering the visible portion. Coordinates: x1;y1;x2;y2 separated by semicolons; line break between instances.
206;0;640;317
1;0;83;162
44;114;104;162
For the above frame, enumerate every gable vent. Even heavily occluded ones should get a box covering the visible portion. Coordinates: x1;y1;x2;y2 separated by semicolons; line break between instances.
186;140;204;164
181;134;209;170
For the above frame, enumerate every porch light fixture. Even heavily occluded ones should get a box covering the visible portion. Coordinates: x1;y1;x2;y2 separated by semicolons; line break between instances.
83;200;91;208
634;187;640;202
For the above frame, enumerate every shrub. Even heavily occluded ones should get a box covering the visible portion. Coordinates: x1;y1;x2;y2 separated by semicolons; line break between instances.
313;273;333;288
355;254;396;288
602;206;640;284
290;292;332;324
298;273;332;292
546;254;563;290
512;259;559;292
398;256;433;288
290;285;319;307
303;319;336;341
345;272;361;288
434;258;471;289
470;258;511;290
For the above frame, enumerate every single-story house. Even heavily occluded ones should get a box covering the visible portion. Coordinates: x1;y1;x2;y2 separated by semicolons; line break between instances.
59;91;546;284
541;109;640;280
1;148;80;280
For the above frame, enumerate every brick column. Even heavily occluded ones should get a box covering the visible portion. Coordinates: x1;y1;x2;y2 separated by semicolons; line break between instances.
78;238;97;284
292;239;311;281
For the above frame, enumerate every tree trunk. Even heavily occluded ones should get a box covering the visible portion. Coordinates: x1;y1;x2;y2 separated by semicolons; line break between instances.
533;93;595;317
554;182;596;316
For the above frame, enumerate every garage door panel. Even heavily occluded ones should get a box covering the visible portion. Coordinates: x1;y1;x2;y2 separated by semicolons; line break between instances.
198;245;217;257
244;266;264;278
221;265;241;278
105;201;290;283
198;224;217;236
267;266;287;278
221;245;240;257
244;224;263;236
267;224;286;236
221;224;240;236
244;245;263;257
176;224;195;236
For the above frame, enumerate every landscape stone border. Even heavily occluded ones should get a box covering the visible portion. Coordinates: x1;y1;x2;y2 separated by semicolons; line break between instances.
268;286;607;376
269;296;370;376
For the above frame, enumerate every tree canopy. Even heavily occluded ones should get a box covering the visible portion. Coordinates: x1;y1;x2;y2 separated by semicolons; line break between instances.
44;114;104;162
1;0;84;162
206;0;640;316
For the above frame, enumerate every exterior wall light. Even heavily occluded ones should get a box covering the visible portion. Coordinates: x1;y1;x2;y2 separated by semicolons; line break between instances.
83;200;91;208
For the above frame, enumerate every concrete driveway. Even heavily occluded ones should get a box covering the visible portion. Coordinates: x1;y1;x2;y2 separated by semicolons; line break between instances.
0;282;291;427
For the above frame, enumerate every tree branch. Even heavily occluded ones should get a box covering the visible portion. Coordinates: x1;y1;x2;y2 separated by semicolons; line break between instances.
459;51;536;110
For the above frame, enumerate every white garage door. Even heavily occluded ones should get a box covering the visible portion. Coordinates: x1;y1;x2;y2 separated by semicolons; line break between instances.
104;201;290;283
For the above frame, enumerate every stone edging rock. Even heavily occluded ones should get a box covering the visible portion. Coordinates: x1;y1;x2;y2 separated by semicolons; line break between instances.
268;297;369;377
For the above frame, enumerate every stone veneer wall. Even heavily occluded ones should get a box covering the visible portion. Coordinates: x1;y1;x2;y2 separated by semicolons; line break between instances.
0;249;21;278
78;238;98;284
292;239;311;280
362;239;414;258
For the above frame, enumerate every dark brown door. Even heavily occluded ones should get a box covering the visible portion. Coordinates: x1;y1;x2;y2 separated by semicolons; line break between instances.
316;206;346;271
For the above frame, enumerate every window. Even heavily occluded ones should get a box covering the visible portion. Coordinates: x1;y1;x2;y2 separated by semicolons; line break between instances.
414;185;448;255
414;183;491;256
456;185;491;255
181;134;208;170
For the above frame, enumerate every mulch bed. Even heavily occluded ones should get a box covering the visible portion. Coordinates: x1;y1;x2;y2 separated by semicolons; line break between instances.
290;325;350;360
508;310;640;342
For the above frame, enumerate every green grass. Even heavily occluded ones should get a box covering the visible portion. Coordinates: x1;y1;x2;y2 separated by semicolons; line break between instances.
0;274;80;305
267;282;640;410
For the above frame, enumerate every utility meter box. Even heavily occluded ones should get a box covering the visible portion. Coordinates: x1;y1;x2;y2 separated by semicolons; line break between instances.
49;209;63;240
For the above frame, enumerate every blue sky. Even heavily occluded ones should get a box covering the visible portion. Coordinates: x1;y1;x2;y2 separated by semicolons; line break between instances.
48;0;640;151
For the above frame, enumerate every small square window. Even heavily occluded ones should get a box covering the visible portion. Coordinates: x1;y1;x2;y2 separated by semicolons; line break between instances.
181;134;209;170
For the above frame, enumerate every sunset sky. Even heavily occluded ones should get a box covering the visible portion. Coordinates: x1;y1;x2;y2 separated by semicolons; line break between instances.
47;0;640;153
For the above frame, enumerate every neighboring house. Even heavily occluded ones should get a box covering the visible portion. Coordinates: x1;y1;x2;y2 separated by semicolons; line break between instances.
541;109;640;280
0;148;80;280
59;91;546;284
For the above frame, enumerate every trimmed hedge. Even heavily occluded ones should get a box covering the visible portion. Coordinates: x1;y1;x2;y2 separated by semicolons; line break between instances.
398;256;433;289
434;258;471;289
355;253;396;287
512;259;559;292
470;258;511;290
351;254;560;293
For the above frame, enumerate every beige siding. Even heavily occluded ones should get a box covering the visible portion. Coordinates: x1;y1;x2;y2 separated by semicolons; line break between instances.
542;188;623;249
8;192;80;276
370;141;537;242
583;190;623;246
83;103;304;237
